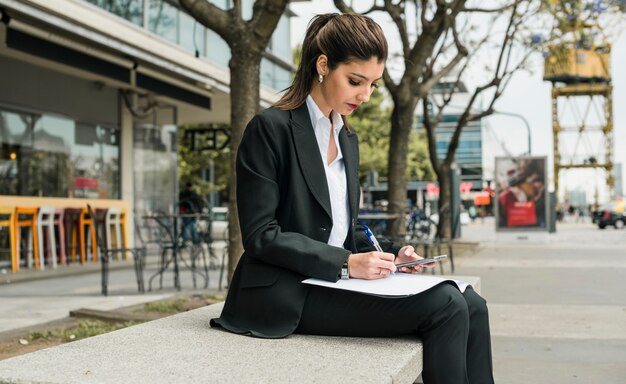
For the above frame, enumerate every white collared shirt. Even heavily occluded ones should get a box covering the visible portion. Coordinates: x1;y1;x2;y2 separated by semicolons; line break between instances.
305;95;350;248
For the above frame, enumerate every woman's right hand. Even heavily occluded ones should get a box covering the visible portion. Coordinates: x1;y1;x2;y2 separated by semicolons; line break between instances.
347;252;397;279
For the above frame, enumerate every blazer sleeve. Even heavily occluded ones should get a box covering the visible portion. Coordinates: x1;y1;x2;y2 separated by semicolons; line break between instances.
236;113;350;282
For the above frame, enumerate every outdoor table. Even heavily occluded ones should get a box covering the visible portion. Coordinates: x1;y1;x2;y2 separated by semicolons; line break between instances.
143;213;210;291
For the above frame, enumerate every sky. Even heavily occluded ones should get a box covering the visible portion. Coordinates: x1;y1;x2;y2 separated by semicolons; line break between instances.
289;1;626;204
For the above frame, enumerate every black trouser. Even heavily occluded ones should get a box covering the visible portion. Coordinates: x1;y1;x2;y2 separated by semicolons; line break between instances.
295;283;494;384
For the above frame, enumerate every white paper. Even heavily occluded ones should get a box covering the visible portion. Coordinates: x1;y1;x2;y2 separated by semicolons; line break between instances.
302;273;469;298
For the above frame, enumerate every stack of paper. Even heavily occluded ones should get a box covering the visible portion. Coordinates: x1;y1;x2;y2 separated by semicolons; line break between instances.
302;273;469;298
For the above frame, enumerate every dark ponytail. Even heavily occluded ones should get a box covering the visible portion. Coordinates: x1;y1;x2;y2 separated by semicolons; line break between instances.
275;13;388;111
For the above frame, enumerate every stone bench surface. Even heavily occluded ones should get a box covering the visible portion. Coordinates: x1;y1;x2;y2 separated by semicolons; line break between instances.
0;276;480;384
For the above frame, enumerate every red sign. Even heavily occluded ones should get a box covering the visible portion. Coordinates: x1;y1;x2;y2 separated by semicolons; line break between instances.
426;183;440;196
460;182;473;194
506;201;537;227
73;177;99;189
474;192;490;206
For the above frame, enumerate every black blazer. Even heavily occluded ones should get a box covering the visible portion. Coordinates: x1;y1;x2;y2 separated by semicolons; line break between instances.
210;103;392;338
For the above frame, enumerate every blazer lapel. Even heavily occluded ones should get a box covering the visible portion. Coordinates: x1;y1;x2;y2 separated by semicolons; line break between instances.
290;104;332;220
339;127;360;222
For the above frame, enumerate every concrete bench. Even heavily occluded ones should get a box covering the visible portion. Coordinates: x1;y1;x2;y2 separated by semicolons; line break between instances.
0;276;480;384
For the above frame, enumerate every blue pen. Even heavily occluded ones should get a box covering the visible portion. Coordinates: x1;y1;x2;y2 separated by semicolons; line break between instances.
363;224;384;252
363;224;393;275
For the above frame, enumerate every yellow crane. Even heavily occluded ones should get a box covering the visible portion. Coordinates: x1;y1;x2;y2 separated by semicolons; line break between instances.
543;0;625;202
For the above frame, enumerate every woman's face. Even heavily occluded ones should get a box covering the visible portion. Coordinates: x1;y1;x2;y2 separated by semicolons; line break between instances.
313;56;384;117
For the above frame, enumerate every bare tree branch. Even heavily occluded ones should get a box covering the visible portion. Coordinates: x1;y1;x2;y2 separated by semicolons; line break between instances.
441;2;533;166
463;1;517;13
383;68;398;95
249;0;290;49
179;0;231;41
233;0;242;21
419;53;465;98
422;97;442;174
384;0;411;57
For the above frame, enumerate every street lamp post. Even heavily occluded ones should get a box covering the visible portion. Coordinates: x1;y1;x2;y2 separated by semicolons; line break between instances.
493;110;532;155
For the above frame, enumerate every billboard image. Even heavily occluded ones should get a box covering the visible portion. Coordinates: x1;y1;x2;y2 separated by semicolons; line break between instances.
495;156;548;231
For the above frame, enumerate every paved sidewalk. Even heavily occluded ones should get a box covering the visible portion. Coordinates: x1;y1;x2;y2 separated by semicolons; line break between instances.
0;244;228;336
457;217;626;384
2;220;625;384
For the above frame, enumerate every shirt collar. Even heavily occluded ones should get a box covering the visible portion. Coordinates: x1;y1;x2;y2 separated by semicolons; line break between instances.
306;95;344;134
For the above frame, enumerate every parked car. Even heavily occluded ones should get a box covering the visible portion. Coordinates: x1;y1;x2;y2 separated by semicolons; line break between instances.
210;206;229;241
593;201;625;229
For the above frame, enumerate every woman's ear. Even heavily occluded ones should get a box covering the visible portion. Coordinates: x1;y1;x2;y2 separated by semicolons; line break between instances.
316;54;328;76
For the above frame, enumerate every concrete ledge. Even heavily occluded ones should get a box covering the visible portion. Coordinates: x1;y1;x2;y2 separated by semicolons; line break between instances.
0;276;480;384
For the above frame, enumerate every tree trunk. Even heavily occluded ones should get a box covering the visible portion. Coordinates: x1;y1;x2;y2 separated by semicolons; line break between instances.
437;162;452;239
387;100;417;238
227;49;261;283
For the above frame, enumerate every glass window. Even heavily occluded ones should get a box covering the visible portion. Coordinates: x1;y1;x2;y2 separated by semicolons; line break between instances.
260;58;273;89
271;15;291;62
133;106;178;215
274;65;292;91
179;11;205;56
209;0;230;10
85;0;144;26
206;29;230;68
0;107;120;198
148;0;178;44
70;121;120;198
241;0;253;21
260;60;292;91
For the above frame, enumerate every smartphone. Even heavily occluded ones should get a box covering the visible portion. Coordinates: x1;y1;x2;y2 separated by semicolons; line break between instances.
395;255;447;268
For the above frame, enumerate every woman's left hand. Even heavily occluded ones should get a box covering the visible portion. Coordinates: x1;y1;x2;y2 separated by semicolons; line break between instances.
395;245;435;274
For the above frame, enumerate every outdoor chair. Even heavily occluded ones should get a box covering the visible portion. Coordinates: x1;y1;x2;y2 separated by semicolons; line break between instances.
65;207;97;265
14;207;39;272
0;207;17;272
86;204;145;296
147;212;209;291
36;206;57;270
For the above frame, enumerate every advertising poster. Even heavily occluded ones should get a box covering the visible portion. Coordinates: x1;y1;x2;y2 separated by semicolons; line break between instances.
495;156;548;231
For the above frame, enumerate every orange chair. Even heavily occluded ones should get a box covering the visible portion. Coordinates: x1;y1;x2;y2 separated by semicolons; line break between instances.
119;208;129;257
0;207;17;272
66;207;97;264
79;207;97;264
13;207;39;272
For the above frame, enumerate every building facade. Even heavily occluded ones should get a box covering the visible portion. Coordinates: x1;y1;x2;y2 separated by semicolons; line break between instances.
431;114;483;189
0;0;293;213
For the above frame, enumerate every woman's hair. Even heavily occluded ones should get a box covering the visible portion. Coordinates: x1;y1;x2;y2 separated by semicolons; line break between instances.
275;13;388;110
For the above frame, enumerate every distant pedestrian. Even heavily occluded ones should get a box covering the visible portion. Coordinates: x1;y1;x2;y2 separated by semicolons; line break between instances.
576;206;585;223
469;205;477;222
179;182;204;244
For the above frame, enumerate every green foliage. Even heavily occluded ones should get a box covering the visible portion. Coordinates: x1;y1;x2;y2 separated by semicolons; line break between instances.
350;88;434;183
407;130;436;182
177;123;230;205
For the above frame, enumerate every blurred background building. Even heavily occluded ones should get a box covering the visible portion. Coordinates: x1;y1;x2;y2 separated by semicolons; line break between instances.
0;0;294;214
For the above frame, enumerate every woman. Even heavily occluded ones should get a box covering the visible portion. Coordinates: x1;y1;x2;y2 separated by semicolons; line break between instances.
211;13;494;384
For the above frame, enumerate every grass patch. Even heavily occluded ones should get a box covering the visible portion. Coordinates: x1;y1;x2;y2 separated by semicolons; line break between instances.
143;299;186;313
142;294;223;315
2;293;226;361
29;319;140;343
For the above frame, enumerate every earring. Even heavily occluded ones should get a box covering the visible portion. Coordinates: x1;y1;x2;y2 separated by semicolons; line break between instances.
318;74;323;83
